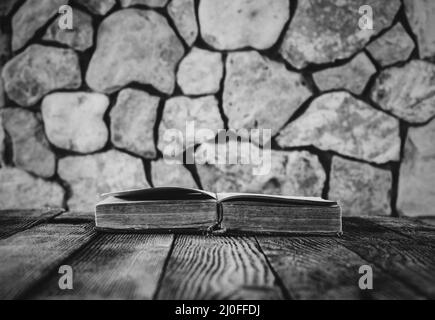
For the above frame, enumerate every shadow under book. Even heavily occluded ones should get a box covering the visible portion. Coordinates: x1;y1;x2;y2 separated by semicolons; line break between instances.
95;187;342;235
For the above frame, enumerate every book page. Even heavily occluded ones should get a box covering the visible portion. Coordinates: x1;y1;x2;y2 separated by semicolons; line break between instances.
101;187;217;201
216;193;337;206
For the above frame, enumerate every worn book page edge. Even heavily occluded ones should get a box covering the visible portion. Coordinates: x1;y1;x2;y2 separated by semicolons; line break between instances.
100;187;217;200
216;193;337;206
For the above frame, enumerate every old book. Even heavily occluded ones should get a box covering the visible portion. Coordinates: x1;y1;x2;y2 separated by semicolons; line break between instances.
95;187;342;235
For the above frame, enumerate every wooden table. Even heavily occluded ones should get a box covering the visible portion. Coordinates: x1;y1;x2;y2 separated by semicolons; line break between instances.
0;209;434;300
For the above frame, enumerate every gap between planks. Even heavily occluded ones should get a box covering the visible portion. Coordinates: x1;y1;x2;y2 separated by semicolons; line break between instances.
1;215;433;300
156;235;285;300
256;235;424;300
337;218;435;299
364;216;435;246
25;233;175;300
0;222;95;299
0;209;65;240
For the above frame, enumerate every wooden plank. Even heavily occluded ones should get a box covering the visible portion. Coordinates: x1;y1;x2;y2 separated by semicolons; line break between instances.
366;216;435;246
0;223;94;299
339;218;435;299
27;234;174;300
0;209;65;240
54;211;95;222
257;236;423;300
417;217;435;227
156;235;284;300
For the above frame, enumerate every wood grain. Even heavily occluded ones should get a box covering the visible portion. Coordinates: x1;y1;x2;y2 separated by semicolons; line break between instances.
157;235;284;300
54;211;95;222
0;212;432;300
257;236;423;299
417;217;435;227
28;234;174;300
0;209;65;240
339;218;435;299
0;223;94;299
367;216;435;245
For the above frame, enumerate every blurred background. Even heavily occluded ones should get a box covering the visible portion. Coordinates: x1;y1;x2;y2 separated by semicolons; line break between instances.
0;0;434;218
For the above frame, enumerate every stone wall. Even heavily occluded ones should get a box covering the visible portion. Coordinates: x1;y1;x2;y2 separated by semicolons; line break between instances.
0;0;434;217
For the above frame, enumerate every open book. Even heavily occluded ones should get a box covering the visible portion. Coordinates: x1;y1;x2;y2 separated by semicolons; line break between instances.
95;187;342;235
